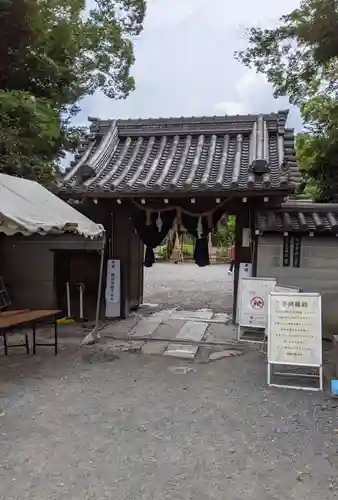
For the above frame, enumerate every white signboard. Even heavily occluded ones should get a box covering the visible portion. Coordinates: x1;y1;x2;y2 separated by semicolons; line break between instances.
275;284;301;293
239;277;276;329
236;263;253;321
105;259;121;318
268;292;322;367
239;262;252;280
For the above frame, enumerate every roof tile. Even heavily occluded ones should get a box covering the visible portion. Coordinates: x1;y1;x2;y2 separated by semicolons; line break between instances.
257;203;338;233
62;111;300;196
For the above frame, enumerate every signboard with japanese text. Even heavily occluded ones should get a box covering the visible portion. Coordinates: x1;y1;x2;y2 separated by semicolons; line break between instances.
268;292;322;366
283;235;291;267
293;235;302;268
238;277;276;329
105;259;121;318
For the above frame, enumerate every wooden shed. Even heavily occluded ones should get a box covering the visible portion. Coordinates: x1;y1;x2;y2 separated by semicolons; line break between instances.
0;174;104;317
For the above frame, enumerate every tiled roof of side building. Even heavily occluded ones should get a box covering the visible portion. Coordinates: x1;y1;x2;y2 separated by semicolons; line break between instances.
61;110;301;196
257;202;338;234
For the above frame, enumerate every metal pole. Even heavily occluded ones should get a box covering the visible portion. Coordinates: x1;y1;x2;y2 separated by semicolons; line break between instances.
82;231;106;344
66;282;71;318
77;283;85;320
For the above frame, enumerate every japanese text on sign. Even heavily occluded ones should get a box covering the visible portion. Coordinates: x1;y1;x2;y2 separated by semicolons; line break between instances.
268;293;322;366
293;235;302;268
106;259;120;303
283;234;291;267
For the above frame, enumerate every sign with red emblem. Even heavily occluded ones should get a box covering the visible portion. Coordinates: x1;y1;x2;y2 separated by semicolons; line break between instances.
239;278;276;329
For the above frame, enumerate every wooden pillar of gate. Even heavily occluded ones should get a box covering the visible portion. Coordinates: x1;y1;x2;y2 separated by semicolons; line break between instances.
232;204;255;324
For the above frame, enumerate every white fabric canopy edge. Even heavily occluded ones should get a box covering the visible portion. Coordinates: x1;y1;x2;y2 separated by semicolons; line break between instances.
0;174;104;239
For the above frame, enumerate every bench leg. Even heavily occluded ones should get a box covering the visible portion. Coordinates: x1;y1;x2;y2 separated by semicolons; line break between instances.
32;324;36;355
3;333;8;356
54;319;58;356
25;334;30;355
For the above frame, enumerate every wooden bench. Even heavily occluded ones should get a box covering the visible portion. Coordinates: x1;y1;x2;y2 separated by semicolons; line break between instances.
0;310;61;356
0;309;29;318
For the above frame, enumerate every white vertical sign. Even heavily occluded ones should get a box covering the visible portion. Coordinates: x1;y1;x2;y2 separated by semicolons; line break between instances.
236;263;253;321
105;259;121;318
239;262;252;280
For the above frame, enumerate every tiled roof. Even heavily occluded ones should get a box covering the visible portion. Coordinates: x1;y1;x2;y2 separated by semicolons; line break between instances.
62;110;301;196
257;202;338;234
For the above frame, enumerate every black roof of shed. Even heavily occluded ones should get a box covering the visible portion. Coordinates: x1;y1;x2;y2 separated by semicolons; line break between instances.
257;202;338;234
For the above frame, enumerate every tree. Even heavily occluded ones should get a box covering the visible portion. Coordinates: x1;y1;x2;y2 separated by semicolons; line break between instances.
296;0;338;64
0;0;146;183
296;94;338;201
235;0;338;105
0;91;61;186
235;0;338;201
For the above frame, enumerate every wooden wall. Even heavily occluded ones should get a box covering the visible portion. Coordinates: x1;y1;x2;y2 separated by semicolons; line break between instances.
0;233;101;312
79;200;144;318
111;206;144;317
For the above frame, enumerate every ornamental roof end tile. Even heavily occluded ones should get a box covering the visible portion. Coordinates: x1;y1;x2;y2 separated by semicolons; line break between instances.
62;111;300;196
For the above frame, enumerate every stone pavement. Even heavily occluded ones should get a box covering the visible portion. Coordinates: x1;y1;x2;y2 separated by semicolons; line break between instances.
100;307;238;360
98;261;236;360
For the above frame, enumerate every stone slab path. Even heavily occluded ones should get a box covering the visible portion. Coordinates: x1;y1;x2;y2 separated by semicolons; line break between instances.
101;308;236;359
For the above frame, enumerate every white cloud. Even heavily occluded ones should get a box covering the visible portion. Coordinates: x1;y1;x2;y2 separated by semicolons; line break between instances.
213;71;271;115
75;0;302;128
213;101;247;115
213;70;302;129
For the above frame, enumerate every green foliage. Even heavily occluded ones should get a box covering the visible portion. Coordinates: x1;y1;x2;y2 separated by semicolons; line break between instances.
0;0;146;184
181;244;193;257
296;93;338;201
0;91;61;186
216;247;229;262
156;246;168;260
295;0;338;65
236;0;338;201
1;0;146;105
156;243;194;261
212;216;235;247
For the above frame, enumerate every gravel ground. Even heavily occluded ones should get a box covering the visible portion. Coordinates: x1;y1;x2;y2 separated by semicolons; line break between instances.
144;263;233;312
1;263;338;499
0;347;337;500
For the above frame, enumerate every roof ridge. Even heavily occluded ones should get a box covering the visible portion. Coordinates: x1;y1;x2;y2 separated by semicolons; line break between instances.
281;201;338;211
87;110;289;126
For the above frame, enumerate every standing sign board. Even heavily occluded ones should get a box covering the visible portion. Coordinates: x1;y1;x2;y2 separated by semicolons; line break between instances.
267;292;322;391
238;277;276;329
274;284;301;293
236;263;253;321
105;259;121;318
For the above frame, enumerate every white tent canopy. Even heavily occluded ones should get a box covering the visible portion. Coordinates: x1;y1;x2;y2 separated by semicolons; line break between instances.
0;173;104;238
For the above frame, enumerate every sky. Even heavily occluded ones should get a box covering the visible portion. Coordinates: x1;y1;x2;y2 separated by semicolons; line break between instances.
75;0;302;130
